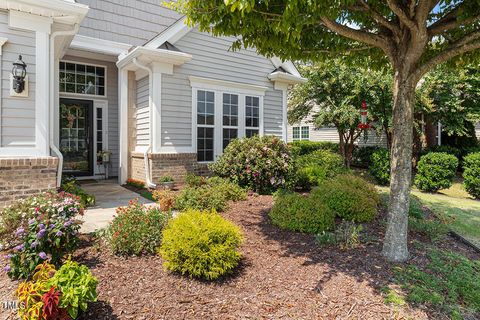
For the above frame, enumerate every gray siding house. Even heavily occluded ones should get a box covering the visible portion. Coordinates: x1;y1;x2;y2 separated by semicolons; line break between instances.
0;0;304;207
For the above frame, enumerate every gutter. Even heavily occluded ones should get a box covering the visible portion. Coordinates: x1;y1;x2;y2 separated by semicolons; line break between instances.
49;24;79;187
132;58;156;189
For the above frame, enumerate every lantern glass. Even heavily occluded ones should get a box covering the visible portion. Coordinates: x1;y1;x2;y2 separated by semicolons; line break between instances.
12;56;26;78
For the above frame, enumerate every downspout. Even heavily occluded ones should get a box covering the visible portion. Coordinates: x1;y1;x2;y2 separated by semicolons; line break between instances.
132;58;156;188
49;24;80;187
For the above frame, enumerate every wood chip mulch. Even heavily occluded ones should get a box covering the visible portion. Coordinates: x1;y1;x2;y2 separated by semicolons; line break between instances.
1;195;479;320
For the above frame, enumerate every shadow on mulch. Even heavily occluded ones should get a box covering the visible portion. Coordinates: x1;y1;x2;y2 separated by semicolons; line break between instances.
78;300;119;320
256;204;479;314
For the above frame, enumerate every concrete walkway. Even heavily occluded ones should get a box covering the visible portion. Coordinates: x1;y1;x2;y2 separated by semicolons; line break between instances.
78;179;154;233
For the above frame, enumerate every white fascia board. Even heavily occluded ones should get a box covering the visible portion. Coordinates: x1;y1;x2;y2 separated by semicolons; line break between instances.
70;35;132;57
189;76;268;96
117;46;192;70
0;37;7;55
268;71;307;86
0;0;88;25
270;56;302;78
144;16;192;48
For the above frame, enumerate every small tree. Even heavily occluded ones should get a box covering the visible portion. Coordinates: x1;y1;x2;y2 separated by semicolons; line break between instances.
175;0;480;262
289;61;392;166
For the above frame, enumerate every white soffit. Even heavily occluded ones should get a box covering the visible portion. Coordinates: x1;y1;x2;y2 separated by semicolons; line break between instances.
70;35;133;57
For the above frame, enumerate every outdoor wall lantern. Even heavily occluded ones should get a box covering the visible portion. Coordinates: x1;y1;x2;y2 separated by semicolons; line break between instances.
11;55;27;94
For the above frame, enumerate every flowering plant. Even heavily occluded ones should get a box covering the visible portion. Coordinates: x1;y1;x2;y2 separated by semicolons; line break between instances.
209;135;294;194
3;192;83;279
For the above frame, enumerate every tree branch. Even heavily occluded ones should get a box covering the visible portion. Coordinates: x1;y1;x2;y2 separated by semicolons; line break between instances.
415;35;480;80
429;13;480;36
386;0;417;30
320;17;388;51
416;0;440;23
356;0;401;37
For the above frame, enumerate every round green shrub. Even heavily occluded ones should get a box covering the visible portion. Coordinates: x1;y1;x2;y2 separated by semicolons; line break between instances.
269;191;335;233
313;174;380;223
369;148;390;185
209;135;293;194
352;146;382;168
463;152;480;199
414;152;458;192
295;150;346;189
159;209;243;280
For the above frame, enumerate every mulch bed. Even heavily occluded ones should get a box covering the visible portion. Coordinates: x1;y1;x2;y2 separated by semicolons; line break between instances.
1;195;479;319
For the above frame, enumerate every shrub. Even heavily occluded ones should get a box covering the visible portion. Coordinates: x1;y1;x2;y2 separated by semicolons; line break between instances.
295;150;346;189
61;176;95;208
369;148;390;186
152;190;177;211
174;177;247;212
108;199;171;256
158;176;174;183
126;178;145;189
313;174;380;223
185;173;207;187
269;191;335;233
288;141;339;156
415;152;458;192
159;209;243;280
463;152;480;199
352;146;382;168
210;135;293;194
423;145;461;159
4;192;83;279
16;261;98;320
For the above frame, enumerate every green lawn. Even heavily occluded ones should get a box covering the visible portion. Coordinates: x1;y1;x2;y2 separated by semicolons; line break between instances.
377;181;480;248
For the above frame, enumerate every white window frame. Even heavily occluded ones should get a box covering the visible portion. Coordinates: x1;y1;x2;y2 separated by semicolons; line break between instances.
196;90;216;162
245;95;261;138
222;92;240;151
292;126;310;141
93;100;109;175
190;76;266;163
59;60;108;98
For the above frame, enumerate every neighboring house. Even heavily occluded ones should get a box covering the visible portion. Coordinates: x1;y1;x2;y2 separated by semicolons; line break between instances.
0;0;305;207
287;106;389;148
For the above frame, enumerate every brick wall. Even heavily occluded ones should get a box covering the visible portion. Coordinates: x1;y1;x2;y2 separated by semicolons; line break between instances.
129;152;209;184
0;157;58;208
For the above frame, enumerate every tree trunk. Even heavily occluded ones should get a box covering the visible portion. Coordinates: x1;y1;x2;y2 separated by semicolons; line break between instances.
382;69;415;263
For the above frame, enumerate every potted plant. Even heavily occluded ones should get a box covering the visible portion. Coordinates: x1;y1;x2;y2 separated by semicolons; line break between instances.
158;176;175;190
97;150;112;164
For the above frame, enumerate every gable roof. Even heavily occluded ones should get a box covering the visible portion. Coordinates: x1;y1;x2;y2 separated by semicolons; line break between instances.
144;16;305;84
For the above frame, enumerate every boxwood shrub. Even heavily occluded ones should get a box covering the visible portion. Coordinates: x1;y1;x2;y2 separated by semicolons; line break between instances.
159;209;243;280
463;152;480;199
210;136;293;194
369;148;390;186
414;152;458;192
288;141;339;156
295;150;346;189
313;174;380;223
269;191;335;233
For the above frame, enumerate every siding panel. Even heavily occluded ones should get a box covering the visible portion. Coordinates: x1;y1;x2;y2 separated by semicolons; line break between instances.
0;10;36;147
136;76;150;147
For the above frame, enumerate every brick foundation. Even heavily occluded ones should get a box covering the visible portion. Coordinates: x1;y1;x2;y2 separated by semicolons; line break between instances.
0;157;59;208
130;152;209;184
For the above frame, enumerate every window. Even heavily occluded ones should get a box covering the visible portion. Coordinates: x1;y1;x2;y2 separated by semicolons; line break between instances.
222;93;239;150
96;108;103;163
245;96;260;137
59;61;106;96
197;90;215;162
293;126;309;140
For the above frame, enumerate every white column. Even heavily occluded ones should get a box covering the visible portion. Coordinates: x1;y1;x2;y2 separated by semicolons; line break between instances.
35;31;51;156
151;67;162;153
0;37;7;147
118;68;129;184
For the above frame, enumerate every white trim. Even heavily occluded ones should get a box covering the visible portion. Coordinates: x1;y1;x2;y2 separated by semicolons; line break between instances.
36;30;51;156
268;71;306;87
118;68;129;184
270;57;302;78
144;16;192;48
70;35;132;57
9;10;53;34
0;37;7;55
280;86;288;142
0;147;48;157
117;46;192;70
59;60;108;98
189;76;268;96
0;0;88;25
93;100;108;175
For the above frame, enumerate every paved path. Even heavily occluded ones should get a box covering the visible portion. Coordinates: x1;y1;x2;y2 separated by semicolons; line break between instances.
78;180;154;233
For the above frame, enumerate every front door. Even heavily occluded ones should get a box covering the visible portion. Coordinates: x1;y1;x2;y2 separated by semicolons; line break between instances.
59;99;94;176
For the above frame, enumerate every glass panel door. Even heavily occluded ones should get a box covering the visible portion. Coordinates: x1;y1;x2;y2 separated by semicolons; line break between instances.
59;99;94;176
